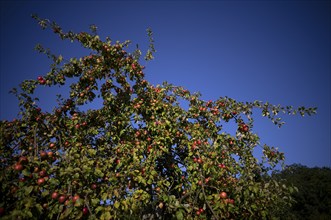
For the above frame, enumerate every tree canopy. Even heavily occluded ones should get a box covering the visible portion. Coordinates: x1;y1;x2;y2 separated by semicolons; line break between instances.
0;16;317;219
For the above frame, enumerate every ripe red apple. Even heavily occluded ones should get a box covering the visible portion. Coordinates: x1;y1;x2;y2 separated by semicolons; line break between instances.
83;207;89;215
47;151;54;157
72;195;80;203
58;195;66;203
37;178;45;185
40;151;47;159
239;124;249;132
197;158;203;164
218;164;226;169
51;192;59;200
39;79;46;85
220;191;227;199
49;143;55;148
91;183;97;190
14;163;23;171
225;198;234;204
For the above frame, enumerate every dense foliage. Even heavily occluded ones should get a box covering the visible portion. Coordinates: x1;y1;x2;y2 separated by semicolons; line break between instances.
272;164;331;219
0;16;317;219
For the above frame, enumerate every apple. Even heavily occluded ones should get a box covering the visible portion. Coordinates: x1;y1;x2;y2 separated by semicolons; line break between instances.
37;178;45;185
47;151;54;157
197;158;203;164
51;192;59;200
239;124;249;132
225;198;234;204
58;195;66;203
49;143;55;148
218;164;226;169
91;183;97;190
41;79;47;84
72;195;80;203
220;191;227;199
82;207;89;215
14;163;23;171
40;151;47;159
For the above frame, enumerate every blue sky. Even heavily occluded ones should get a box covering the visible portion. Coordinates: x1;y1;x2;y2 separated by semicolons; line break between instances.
0;1;330;168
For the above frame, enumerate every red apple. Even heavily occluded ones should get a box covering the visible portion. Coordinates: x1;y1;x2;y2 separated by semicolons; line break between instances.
91;183;97;190
40;151;47;159
37;178;45;185
14;163;23;171
51;192;59;200
83;207;89;215
47;151;54;157
58;195;66;203
220;191;227;199
72;195;80;203
225;198;234;204
218;164;226;169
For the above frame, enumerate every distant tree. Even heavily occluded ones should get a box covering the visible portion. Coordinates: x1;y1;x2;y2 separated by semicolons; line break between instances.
272;164;331;219
0;16;317;219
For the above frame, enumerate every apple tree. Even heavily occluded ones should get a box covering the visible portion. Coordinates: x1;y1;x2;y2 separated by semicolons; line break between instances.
0;16;317;219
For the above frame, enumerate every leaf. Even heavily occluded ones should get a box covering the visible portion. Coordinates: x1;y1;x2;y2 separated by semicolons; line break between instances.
25;186;34;195
114;201;120;209
176;209;184;220
101;211;111;220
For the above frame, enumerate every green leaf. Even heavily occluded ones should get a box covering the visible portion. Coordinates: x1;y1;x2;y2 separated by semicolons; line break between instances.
25;186;34;195
114;201;120;209
176;209;184;220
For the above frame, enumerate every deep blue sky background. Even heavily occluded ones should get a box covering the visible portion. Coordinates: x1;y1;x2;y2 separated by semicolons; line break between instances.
1;1;330;168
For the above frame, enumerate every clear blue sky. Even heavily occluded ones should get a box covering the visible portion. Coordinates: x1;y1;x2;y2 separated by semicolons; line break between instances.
1;1;330;168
